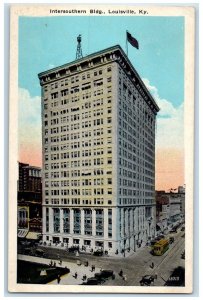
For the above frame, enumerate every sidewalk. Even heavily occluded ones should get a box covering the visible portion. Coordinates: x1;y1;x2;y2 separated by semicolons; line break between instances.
18;254;101;285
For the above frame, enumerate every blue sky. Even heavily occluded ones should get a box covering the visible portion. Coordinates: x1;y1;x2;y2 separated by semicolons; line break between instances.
18;15;185;189
19;16;184;107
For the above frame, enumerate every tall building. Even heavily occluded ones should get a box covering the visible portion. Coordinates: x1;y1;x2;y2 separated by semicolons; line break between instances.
38;45;159;255
17;162;42;239
18;162;42;193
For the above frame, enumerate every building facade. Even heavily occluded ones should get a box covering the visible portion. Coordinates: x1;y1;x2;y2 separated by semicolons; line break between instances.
156;191;170;232
18;162;42;192
17;162;42;239
38;45;159;255
155;188;185;233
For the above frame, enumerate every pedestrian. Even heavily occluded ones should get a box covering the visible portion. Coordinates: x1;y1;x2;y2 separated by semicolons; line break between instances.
91;265;95;272
123;274;127;281
119;269;123;277
150;262;154;269
75;272;78;279
57;274;61;284
53;261;56;267
83;274;87;281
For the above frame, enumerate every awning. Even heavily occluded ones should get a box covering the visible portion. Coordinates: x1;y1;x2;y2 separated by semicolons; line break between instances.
18;229;29;238
26;232;41;240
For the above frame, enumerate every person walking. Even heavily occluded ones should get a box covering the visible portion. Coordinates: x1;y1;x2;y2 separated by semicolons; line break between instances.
57;274;61;284
123;274;127;281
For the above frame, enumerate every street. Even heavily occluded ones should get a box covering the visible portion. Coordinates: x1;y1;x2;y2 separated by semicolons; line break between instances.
18;228;185;286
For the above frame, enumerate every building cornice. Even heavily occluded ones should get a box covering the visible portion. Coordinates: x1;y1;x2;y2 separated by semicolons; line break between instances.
38;44;159;113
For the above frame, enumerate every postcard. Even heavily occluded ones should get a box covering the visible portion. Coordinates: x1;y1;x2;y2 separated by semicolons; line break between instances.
8;4;195;293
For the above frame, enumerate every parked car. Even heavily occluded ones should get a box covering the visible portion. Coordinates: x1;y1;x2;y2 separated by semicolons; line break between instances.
100;269;114;278
83;277;99;285
140;275;155;286
93;249;103;256
169;237;175;244
94;273;106;284
170;228;177;233
67;246;79;253
35;248;45;257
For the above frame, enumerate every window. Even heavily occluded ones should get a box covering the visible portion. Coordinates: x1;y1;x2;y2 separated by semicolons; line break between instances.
107;117;112;124
61;89;69;96
107;178;112;184
107;158;112;164
51;92;58;99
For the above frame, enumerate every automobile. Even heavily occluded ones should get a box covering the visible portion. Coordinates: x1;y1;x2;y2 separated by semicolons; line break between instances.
100;269;114;278
23;247;31;255
94;273;106;284
82;277;99;285
35;248;45;257
140;275;155;286
67;246;79;253
169;237;175;244
93;249;103;256
169;228;177;233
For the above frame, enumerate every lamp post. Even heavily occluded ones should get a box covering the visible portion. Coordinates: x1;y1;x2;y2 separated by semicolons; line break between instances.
147;217;153;242
133;233;136;252
123;238;126;257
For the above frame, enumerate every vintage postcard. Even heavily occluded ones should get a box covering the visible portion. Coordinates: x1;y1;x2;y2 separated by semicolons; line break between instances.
8;4;195;293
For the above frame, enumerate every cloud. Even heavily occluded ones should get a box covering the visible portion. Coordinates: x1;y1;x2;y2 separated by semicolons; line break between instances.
18;88;42;148
48;63;55;69
142;78;184;149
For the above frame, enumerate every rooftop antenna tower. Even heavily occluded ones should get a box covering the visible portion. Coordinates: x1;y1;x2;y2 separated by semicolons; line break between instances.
76;34;83;59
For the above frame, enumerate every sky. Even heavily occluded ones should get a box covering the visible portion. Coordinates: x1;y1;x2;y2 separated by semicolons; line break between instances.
18;15;185;191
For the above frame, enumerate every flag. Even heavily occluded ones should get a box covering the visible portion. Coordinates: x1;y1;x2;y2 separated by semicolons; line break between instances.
126;31;139;49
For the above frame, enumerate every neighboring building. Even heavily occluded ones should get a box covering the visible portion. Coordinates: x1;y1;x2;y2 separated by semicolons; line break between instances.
18;162;42;192
178;185;185;217
168;193;182;223
156;191;170;232
17;162;42;240
38;45;159;255
155;187;185;232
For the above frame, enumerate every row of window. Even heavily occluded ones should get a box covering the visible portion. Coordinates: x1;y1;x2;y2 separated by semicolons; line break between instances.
45;198;113;206
44;66;112;92
45;178;112;187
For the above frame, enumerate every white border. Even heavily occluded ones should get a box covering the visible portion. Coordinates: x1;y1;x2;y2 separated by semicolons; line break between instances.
0;0;200;299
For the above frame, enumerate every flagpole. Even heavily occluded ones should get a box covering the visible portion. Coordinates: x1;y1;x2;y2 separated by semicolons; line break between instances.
126;30;128;57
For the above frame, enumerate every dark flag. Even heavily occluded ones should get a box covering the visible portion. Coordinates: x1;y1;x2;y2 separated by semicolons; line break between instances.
127;31;139;49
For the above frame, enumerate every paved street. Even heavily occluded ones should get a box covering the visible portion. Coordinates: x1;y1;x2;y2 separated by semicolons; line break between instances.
18;228;185;286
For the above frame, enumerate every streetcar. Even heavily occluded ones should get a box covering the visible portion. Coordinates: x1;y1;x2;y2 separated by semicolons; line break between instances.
152;239;169;256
